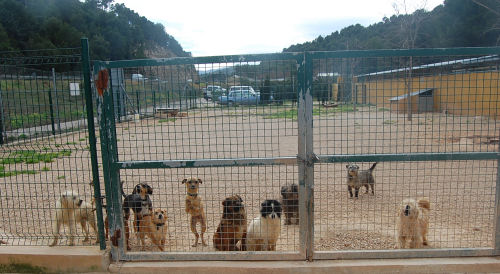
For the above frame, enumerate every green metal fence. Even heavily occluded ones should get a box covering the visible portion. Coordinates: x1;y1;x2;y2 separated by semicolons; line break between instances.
0;41;498;262
0;41;104;248
93;46;499;261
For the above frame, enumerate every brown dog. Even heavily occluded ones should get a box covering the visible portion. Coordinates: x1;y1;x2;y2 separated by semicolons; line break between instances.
213;194;247;251
281;184;299;225
182;177;207;247
397;198;431;249
153;208;168;247
136;208;167;251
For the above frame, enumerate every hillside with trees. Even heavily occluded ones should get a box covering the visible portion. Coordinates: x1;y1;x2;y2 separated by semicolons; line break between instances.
284;0;500;52
0;0;190;60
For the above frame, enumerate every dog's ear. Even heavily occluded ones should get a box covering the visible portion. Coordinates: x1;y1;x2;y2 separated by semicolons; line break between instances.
346;164;350;168
281;186;287;196
222;199;227;206
182;179;187;184
147;185;153;195
197;178;203;184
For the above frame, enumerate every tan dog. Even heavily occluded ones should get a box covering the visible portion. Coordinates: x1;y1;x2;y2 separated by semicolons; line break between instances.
182;177;207;247
213;194;247;251
397;198;430;248
49;190;98;246
136;208;167;251
153;208;168;247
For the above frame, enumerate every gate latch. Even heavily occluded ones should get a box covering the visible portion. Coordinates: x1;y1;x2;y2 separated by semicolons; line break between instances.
298;153;319;167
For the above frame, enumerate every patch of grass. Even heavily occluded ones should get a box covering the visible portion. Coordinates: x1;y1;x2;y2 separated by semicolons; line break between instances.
41;166;50;171
158;118;176;123
383;120;397;125
0;165;37;178
262;105;355;120
66;142;77;145
0;262;47;273
378;107;390;111
10;112;49;129
0;150;72;165
57;175;66;180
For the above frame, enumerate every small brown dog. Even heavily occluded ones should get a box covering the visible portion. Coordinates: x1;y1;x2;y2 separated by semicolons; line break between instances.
136;208;167;251
346;162;377;198
153;208;168;247
281;184;299;225
213;194;247;251
397;197;431;249
182;177;207;247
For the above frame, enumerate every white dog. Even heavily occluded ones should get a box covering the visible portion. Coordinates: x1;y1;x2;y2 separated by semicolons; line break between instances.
49;190;98;246
245;199;282;251
397;197;430;249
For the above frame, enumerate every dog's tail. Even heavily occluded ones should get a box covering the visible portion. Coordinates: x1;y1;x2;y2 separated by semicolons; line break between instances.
369;162;377;171
418;198;430;210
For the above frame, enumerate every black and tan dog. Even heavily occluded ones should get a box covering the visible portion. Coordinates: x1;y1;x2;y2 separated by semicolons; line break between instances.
281;184;299;225
136;208;167;251
213;194;247;251
346;162;377;198
182;177;207;247
121;182;153;250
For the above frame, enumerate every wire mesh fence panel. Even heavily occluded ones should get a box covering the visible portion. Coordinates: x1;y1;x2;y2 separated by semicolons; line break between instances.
0;47;100;247
311;52;499;257
96;49;499;261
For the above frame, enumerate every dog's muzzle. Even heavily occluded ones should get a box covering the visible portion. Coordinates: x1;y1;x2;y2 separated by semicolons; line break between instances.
404;205;410;216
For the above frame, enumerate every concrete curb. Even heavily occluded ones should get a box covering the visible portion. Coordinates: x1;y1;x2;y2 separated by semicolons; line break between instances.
109;257;500;274
0;246;110;273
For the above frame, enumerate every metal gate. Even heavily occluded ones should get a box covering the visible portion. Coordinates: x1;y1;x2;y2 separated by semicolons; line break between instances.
88;45;500;261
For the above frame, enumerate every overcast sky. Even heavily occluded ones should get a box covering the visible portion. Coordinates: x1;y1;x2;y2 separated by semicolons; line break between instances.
115;0;444;57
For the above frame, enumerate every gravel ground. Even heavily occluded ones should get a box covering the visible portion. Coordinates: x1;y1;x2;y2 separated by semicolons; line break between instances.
0;105;498;254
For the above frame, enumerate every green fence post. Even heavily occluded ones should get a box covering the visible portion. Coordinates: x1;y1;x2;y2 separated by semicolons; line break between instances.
81;38;106;249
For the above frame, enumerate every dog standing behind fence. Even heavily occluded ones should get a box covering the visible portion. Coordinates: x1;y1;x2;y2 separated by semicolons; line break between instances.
397;197;431;249
49;190;98;246
346;162;377;198
182;177;207;247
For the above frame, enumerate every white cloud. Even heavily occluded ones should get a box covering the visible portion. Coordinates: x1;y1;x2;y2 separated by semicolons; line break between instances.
115;0;444;56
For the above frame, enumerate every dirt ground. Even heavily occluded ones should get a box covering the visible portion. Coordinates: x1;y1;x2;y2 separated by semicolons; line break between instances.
0;104;498;254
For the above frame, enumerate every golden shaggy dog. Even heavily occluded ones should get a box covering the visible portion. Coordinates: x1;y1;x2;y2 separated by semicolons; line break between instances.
397;197;430;249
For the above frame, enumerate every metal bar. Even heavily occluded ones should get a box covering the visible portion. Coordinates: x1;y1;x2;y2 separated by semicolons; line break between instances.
122;251;303;261
313;248;496;260
47;69;56;136
304;52;315;262
317;152;499;163
82;38;106;249
309;47;500;59
297;52;307;260
93;52;303;69
495;126;500;255
116;157;297;169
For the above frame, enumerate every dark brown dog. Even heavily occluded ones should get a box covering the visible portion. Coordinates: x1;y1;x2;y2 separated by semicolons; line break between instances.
182;177;207;247
213;194;247;251
281;184;299;225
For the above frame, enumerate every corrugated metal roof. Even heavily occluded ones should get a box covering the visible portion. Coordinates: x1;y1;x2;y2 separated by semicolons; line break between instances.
358;55;499;78
389;88;433;101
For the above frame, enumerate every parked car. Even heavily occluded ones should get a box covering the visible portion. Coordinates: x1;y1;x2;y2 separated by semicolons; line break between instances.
218;86;260;105
131;73;147;81
203;85;226;100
